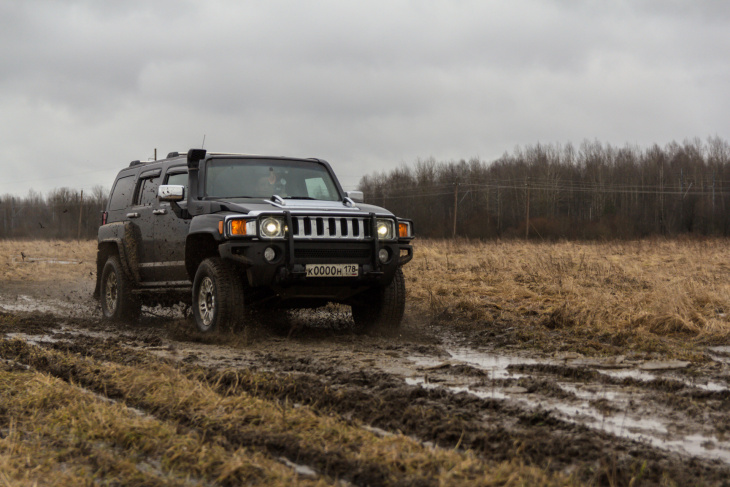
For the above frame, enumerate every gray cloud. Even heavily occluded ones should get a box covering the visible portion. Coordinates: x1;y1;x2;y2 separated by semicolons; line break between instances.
1;0;729;194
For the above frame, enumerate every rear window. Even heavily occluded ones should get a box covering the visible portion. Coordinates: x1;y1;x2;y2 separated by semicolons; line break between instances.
108;175;136;211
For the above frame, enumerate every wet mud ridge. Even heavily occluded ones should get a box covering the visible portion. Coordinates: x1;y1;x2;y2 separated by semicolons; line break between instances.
2;301;730;485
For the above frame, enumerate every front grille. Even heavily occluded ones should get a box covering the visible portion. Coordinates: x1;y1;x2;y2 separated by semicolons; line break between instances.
294;248;371;259
291;216;372;240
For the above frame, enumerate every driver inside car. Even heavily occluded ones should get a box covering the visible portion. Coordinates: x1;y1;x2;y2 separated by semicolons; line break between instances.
257;167;287;196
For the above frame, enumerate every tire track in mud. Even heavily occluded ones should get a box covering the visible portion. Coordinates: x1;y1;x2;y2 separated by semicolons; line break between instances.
3;315;730;487
227;350;730;485
0;339;406;486
0;364;324;487
504;362;730;451
1;320;727;484
1;330;574;487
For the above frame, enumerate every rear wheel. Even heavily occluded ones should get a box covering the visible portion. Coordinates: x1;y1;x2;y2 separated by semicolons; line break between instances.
352;267;406;332
192;257;245;333
100;255;140;322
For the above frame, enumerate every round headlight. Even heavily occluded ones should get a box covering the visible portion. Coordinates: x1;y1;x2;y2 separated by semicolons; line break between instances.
261;217;282;238
377;222;390;238
378;248;389;263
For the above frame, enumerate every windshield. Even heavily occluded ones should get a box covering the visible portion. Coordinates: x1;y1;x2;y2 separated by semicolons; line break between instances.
205;158;341;201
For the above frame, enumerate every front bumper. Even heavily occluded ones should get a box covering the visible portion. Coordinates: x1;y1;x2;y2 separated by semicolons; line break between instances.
219;239;412;289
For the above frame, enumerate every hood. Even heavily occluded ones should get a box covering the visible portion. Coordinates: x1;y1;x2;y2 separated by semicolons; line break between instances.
214;197;393;216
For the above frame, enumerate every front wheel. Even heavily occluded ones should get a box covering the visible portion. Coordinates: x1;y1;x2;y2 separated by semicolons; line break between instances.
192;257;245;333
100;255;141;322
351;267;406;332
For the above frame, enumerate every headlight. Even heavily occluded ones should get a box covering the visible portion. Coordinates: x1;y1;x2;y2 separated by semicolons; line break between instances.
376;219;395;240
228;219;256;236
260;217;286;238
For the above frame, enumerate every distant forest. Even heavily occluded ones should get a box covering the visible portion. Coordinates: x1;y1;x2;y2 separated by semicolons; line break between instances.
359;137;730;239
0;187;108;240
3;137;730;240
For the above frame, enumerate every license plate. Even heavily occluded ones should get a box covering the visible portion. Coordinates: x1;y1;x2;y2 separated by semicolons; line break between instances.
306;264;359;277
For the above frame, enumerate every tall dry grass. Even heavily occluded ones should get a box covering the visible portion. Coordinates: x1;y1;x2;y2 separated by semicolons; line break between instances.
3;238;729;348
0;239;96;282
406;238;730;345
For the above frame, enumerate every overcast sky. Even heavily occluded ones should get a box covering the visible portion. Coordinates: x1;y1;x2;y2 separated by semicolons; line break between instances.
1;0;729;196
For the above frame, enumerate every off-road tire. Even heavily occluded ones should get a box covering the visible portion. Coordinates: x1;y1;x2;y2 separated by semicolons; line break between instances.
100;255;141;322
192;257;245;333
352;267;406;332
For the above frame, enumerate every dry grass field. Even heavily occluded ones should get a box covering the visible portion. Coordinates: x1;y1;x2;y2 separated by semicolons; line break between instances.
407;238;730;358
2;238;729;358
4;238;730;485
0;239;96;282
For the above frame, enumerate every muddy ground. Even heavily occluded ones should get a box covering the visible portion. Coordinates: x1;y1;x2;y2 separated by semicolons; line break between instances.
2;278;730;486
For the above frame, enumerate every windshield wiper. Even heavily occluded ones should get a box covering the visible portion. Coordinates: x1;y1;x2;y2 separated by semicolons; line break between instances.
284;196;315;200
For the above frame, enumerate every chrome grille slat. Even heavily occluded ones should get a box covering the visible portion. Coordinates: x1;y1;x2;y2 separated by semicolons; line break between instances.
291;216;368;240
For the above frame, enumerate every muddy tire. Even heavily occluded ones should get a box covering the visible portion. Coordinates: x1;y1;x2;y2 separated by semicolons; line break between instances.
352;267;406;332
100;255;141;322
192;257;245;333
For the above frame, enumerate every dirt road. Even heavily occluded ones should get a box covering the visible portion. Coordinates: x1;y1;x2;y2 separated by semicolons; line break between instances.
2;278;730;486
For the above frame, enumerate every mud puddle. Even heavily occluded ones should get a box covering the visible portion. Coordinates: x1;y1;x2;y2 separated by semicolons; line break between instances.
0;294;96;316
0;291;185;321
402;345;730;465
144;326;730;468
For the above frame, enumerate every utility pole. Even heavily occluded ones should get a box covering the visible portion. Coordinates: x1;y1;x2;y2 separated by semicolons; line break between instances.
497;185;501;234
710;171;715;233
659;165;665;234
680;169;684;226
77;190;84;240
452;182;459;238
154;148;157;161
525;178;530;240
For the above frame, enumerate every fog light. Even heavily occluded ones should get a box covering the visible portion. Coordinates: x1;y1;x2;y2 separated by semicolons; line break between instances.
378;248;389;263
264;247;276;262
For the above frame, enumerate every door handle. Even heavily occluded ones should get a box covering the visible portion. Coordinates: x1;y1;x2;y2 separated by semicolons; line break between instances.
126;212;140;219
153;209;167;215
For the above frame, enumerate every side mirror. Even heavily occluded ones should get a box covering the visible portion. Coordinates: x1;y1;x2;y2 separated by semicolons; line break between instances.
159;185;185;201
346;191;364;203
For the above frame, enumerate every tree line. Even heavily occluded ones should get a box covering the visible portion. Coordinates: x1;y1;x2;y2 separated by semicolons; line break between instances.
0;186;108;239
358;137;730;239
4;137;730;241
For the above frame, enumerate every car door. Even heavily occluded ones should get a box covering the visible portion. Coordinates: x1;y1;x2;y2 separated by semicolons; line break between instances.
130;169;161;283
152;166;191;284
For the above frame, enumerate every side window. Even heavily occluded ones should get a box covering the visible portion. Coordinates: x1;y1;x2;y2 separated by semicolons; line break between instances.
165;172;188;188
108;175;136;211
135;177;160;206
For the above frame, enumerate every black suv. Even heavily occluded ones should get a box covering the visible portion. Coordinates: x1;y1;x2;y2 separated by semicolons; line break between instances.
94;149;414;332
